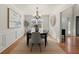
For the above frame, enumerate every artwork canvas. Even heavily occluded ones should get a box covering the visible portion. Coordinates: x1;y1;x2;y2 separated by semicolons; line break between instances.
7;8;21;29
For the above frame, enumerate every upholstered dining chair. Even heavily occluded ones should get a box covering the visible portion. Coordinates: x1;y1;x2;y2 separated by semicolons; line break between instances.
30;32;42;52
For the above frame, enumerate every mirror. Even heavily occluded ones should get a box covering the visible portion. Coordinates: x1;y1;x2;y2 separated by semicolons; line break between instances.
50;15;56;27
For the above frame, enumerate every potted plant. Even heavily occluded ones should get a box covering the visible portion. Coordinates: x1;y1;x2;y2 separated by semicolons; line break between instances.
24;20;29;32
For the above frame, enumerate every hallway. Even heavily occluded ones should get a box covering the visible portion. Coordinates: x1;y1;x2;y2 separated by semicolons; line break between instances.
1;4;79;54
2;35;65;54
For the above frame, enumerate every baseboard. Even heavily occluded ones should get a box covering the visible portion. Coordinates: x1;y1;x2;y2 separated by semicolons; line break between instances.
1;34;24;54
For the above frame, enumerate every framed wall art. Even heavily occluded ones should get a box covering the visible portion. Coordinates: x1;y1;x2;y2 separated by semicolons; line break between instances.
7;8;21;29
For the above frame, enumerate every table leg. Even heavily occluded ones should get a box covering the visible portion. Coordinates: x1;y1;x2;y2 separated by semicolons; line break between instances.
45;34;47;47
27;35;29;46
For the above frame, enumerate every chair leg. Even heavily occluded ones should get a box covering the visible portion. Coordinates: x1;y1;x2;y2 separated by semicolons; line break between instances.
31;43;33;52
38;43;41;52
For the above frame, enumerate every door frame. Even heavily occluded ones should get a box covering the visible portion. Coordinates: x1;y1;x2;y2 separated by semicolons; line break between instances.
76;16;79;36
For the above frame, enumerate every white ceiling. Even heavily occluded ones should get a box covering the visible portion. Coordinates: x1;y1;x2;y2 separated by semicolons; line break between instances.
14;4;72;15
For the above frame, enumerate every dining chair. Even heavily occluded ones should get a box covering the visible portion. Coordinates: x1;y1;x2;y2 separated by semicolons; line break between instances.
30;32;42;52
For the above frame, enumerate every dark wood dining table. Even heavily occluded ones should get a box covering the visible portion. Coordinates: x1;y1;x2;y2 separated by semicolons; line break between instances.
26;30;48;47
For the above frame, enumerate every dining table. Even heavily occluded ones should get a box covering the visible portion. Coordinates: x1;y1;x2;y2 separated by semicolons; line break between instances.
26;29;48;47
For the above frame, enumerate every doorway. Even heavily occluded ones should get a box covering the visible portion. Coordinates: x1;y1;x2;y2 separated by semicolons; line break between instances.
76;16;79;36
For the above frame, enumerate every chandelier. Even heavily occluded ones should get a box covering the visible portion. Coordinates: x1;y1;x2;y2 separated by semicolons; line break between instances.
32;7;42;26
34;7;40;19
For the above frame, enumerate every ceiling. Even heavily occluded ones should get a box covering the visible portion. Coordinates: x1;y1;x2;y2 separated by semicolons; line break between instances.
14;4;72;15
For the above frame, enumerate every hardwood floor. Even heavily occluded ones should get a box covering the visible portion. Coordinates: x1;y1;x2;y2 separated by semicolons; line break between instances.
60;36;79;54
2;35;79;54
2;35;65;54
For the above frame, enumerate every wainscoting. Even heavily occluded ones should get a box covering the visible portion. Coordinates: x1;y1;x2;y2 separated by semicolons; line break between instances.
0;30;24;53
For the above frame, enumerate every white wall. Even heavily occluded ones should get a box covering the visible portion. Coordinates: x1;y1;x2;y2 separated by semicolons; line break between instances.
0;4;24;53
49;5;74;43
73;5;79;36
41;15;49;30
61;6;74;36
59;5;79;37
15;4;54;15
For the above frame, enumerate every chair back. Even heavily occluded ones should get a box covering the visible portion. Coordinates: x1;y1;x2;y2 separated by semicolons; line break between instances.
31;32;41;43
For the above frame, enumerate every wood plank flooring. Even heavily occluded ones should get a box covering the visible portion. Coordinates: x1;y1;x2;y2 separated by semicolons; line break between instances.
60;36;79;54
2;35;65;54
